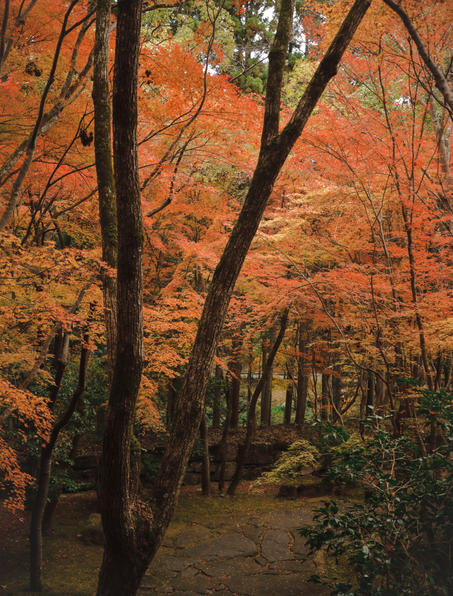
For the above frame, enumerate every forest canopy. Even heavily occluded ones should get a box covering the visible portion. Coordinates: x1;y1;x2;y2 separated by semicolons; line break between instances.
0;0;452;594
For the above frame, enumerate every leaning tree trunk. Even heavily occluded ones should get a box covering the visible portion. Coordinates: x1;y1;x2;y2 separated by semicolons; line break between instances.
147;0;371;579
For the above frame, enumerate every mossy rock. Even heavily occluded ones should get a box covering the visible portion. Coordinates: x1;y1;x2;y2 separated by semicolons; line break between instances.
79;512;104;545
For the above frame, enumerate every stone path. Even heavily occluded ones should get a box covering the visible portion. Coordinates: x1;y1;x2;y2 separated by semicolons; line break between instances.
139;505;330;595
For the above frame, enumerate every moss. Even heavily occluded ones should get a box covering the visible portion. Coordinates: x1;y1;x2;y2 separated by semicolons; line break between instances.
253;439;320;488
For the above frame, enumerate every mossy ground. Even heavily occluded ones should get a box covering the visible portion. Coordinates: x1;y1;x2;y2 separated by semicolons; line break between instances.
0;485;339;595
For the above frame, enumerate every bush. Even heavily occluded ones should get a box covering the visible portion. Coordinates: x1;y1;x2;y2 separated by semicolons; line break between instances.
254;439;320;488
299;387;453;595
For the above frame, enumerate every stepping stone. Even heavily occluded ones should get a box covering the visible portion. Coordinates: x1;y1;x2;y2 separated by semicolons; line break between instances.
195;556;261;578
261;530;293;562
171;571;214;594
170;525;215;549
151;557;195;572
184;532;257;560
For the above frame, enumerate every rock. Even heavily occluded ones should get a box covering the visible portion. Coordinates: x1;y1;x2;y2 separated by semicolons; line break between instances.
79;513;104;545
184;532;257;560
261;530;293;562
246;444;276;466
195;556;261;578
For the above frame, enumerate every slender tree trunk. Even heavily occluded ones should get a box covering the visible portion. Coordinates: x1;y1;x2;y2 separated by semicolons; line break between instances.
212;364;222;428
321;373;330;421
284;380;293;425
332;372;342;424
227;310;289;496
295;324;309;425
217;383;232;493
93;0;118;377
229;334;242;429
200;410;211;496
30;342;89;591
260;336;274;427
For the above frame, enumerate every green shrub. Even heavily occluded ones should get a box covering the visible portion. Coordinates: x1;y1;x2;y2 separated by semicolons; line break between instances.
254;439;320;487
300;387;453;595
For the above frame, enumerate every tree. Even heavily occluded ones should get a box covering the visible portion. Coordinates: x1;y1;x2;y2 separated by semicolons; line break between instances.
96;0;372;593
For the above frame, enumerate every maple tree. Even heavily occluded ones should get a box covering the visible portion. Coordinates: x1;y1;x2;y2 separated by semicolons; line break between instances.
0;0;451;594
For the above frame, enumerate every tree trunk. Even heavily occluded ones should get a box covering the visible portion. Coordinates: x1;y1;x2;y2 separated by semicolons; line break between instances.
295;324;309;425
217;383;232;493
229;334;243;429
200;410;211;496
227;310;289;496
30;342;89;591
321;373;330;421
96;2;146;594
212;364;222;428
332;372;342;424
93;0;118;378
284;381;293;425
260;337;273;427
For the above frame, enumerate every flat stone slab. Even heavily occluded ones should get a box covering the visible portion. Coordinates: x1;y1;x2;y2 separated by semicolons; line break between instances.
195;556;261;578
225;572;329;595
170;525;215;549
152;557;196;572
171;571;214;594
184;532;257;560
261;530;293;562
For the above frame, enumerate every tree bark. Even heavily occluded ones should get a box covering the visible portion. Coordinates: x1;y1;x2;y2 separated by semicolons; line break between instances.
200;409;211;496
227;309;288;496
295;323;309;425
321;373;331;421
93;0;118;377
229;334;243;429
284;380;293;425
96;1;146;594
212;364;222;428
260;337;273;427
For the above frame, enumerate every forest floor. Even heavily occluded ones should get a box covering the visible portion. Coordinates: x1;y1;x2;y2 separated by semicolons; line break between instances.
0;485;349;595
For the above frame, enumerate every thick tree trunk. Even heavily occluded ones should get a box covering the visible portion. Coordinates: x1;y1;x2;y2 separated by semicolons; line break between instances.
96;2;145;595
227;310;289;496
